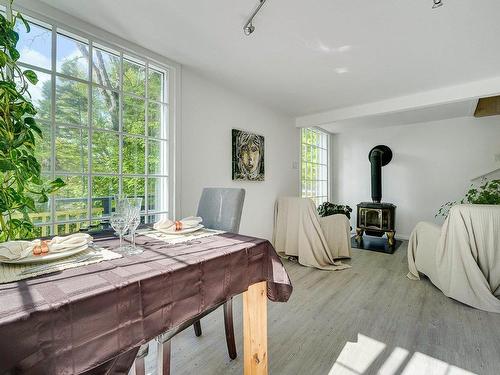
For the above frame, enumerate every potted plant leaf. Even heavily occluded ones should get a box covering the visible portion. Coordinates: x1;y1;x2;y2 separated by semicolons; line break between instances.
317;202;353;219
0;1;64;241
436;179;500;218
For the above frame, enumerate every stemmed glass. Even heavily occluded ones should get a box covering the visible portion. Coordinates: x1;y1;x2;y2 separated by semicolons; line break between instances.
110;211;130;252
125;197;143;255
110;194;132;253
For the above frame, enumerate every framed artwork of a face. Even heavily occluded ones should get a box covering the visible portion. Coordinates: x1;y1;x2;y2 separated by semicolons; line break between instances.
232;129;265;181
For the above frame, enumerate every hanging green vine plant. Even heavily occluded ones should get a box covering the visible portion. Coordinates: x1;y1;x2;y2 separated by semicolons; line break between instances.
0;1;64;241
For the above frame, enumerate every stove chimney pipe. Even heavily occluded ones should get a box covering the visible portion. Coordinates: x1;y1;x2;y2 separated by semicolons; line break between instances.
368;145;393;203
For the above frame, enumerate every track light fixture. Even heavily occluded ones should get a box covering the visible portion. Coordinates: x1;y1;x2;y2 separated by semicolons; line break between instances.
244;0;441;36
432;0;443;9
243;0;268;36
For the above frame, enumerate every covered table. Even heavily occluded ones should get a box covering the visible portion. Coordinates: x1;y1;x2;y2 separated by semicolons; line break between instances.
0;231;293;374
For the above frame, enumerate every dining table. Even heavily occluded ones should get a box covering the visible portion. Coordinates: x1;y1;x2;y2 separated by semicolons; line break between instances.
0;229;293;375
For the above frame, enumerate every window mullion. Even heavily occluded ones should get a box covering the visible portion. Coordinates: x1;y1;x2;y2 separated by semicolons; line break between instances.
118;51;124;196
144;60;149;223
87;41;93;226
50;23;57;235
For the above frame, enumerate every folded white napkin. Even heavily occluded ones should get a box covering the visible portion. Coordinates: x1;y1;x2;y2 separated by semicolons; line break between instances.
0;233;92;261
153;216;202;232
49;233;92;251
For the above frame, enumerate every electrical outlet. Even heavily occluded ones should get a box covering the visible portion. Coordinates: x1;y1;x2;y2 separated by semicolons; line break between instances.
495;153;500;162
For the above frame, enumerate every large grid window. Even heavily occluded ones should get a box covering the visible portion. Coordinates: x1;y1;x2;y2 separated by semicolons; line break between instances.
13;11;170;236
301;128;329;206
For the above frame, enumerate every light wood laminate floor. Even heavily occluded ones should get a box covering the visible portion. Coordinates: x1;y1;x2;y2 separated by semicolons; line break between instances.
143;242;500;375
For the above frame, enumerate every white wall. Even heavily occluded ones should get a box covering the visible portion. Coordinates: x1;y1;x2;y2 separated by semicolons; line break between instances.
180;68;300;240
331;116;500;239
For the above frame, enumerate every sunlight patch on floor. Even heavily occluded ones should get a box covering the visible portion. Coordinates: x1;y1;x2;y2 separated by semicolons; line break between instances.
378;347;409;375
328;334;386;374
328;334;477;375
401;352;476;375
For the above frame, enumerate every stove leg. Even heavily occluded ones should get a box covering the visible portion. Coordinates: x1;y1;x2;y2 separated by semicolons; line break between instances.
386;231;395;246
355;228;364;241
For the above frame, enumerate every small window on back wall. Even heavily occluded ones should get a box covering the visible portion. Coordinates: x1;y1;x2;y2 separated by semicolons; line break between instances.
301;128;329;206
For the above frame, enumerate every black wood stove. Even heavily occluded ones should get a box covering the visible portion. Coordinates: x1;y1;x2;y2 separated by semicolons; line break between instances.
355;145;397;246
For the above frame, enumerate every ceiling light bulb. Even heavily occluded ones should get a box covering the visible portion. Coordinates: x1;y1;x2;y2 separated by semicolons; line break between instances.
432;0;443;8
244;24;255;36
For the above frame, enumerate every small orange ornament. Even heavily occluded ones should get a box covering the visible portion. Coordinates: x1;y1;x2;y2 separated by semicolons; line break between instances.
33;245;42;256
175;220;183;231
40;240;50;254
33;240;51;256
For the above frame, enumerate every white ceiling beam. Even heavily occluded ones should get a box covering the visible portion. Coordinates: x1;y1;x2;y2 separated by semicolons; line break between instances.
295;75;500;128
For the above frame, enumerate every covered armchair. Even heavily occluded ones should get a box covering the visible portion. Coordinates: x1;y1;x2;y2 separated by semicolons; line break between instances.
273;197;351;271
408;204;500;313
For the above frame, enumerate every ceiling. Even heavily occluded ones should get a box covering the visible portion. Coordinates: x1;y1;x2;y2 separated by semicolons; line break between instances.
36;0;500;118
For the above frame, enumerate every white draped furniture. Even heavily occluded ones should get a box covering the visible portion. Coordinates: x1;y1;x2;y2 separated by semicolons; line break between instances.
273;197;352;271
408;204;500;313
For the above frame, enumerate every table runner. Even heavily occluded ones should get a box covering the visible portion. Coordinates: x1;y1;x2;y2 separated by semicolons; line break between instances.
137;227;225;244
0;232;293;374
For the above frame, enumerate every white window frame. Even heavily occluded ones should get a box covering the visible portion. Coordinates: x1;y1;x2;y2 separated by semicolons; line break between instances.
6;1;180;234
300;127;330;206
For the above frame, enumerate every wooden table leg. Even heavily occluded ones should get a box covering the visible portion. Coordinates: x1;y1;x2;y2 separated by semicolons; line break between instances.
243;281;268;375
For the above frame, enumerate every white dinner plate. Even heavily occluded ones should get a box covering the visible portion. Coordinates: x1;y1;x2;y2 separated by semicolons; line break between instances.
1;243;90;265
157;224;204;235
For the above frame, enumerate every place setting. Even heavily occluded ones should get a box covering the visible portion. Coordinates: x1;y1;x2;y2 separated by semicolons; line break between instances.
137;216;225;245
110;194;224;248
0;232;120;283
0;195;146;284
0;193;228;284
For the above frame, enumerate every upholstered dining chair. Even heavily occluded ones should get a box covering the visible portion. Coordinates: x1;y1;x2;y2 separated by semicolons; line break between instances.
191;187;246;350
135;188;246;375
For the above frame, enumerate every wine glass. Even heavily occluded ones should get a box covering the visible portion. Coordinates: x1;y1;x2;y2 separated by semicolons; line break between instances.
114;193;129;213
110;212;129;252
126;197;143;254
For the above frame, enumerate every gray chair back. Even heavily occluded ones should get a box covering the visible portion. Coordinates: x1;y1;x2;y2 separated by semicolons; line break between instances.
196;188;246;233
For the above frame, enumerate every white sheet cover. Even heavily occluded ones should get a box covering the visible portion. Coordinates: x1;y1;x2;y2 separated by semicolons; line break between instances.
273;197;351;271
408;204;500;313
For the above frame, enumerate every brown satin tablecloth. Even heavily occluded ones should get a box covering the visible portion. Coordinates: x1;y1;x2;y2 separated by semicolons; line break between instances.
0;232;293;374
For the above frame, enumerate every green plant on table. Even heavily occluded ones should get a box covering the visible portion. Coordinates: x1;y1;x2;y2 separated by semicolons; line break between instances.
0;1;64;241
317;202;353;219
436;179;500;218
